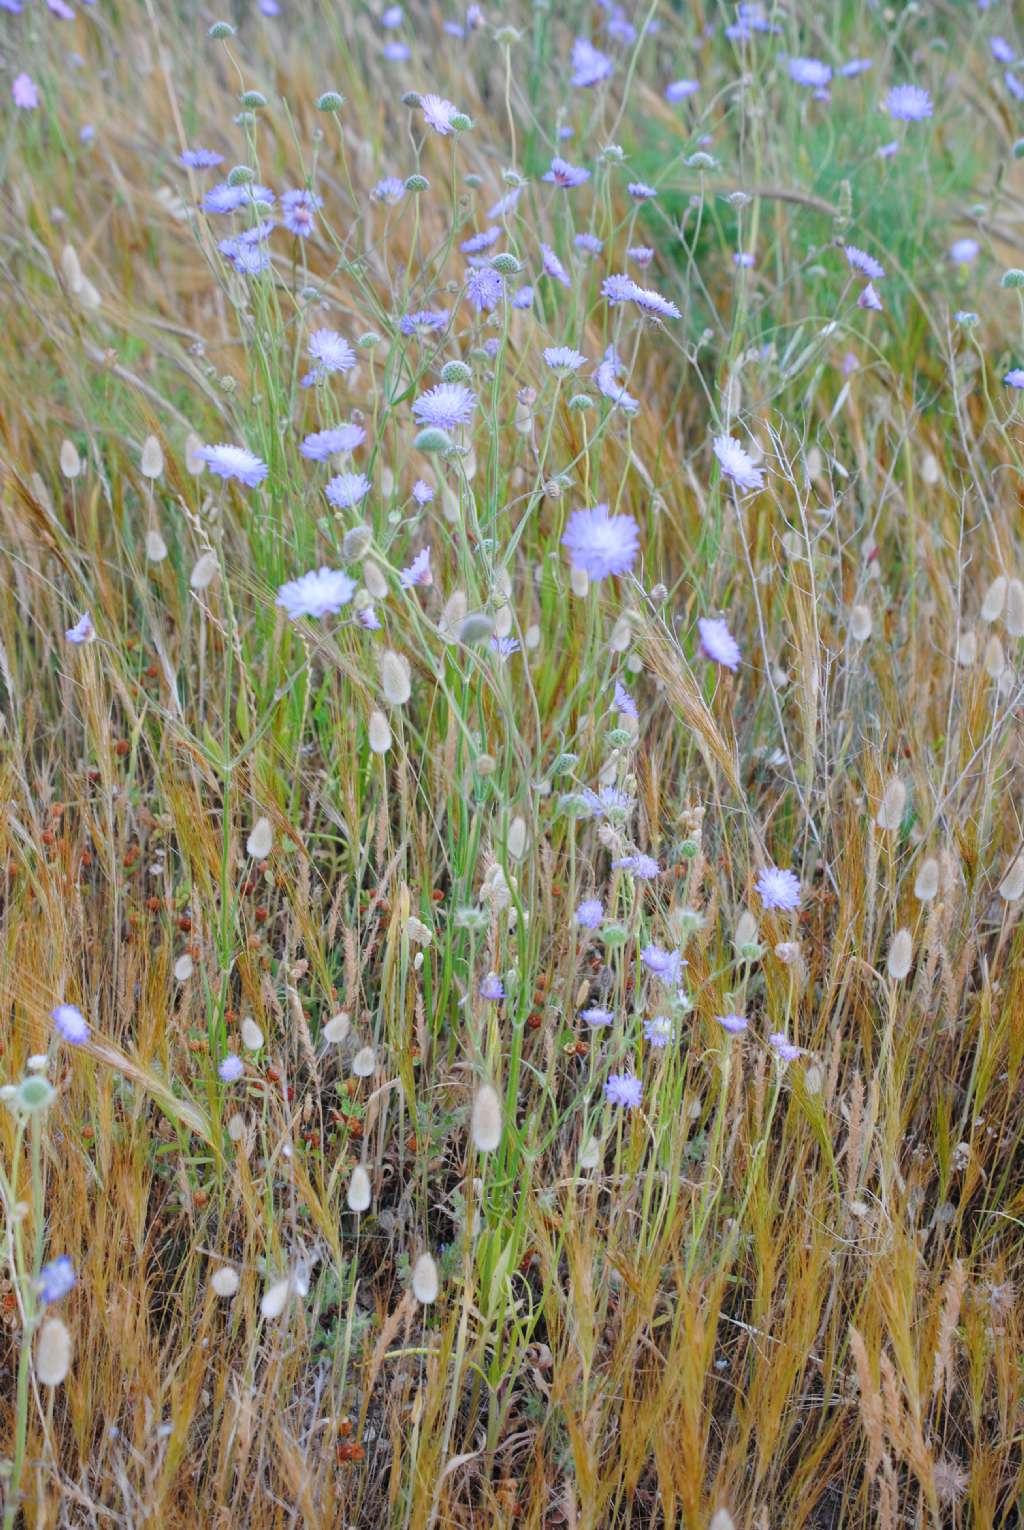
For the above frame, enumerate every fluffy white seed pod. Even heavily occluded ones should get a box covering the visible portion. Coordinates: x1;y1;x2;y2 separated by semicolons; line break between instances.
849;604;873;642
734;911;758;948
210;1266;240;1297
578;1135;601;1169
957;629;977;666
506;815;528;860
710;1510;736;1530
347;1165;371;1212
1005;579;1024;638
60;440;82;479
173;954;194;981
185;432;205;474
141;435;164;479
368;709;391;754
984;635;1005;680
145;529;168;562
439;590;468;641
999;854;1024;902
887;928;913;981
570;565;590;598
189;552;219;591
36;1319;72;1387
470;1083;503;1152
875;778;906;832
379;650;411;706
411;1252;439;1304
323;1011;350;1044
914;857;940;902
61;244;83;292
351;1045;375;1077
246;816;273;858
981;576;1007;623
406;916;432;946
260;1278;291;1320
363;559;388;599
240;1017;264;1051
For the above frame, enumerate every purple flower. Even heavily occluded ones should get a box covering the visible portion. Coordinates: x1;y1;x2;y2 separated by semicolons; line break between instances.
788;57;832;88
716;1013;748;1035
381;5;403;26
465;266;503;312
358;604;382;630
218;1055;244;1082
412;479;434;504
1004;369;1024;389
479;973;505;1001
613;854;660;879
838;58;873;78
755;865;802;911
275;568;356;620
372;176;406;205
575;233;604;255
950;238;979;263
713;434;764;493
733;252;755;269
400;546;432;589
179;148;224;170
991;36;1015;63
885;83;933;121
1006;69;1024;101
562;503;640;580
383;40;411;60
877;140;900;160
844;244;885;280
221;240;272;277
303;329;356;386
601;274;680;319
13;73;39;110
582;785;634;820
603;1072;642;1109
281;188;322;237
539;243;571;287
666;78;699;102
421;94;459;133
596;347;639;413
544;346;587;373
629;246;655;267
37;1257;76;1304
461;226;501;255
202;182;274;214
582;1005;614;1027
858;282;883;312
512;285;535;308
640;945;685;984
52;1003;89;1044
614;679;637;718
65;612;94;645
643;1015;675;1047
198;444;269;487
412;382;477;430
576;897;604;929
489;186;522;218
627;181;657;200
571;36;614;88
300;424;366;460
325;472;371;510
400;308;449;337
491;636;520;658
698;616;741;671
544;157;590;188
768;1032;802;1062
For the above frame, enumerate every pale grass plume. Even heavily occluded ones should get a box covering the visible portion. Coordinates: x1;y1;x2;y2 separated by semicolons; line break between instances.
471;1083;503;1152
887;928;913;981
36;1318;72;1387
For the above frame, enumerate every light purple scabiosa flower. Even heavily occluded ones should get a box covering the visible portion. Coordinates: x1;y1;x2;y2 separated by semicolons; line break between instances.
461;226;500;255
65;611;94;645
604;1072;642;1108
37;1256;76;1305
222;241;272;277
583;785;634;821
596;346;639;413
412;382;477;429
412;479;434;504
218;1055;244;1082
544;157;590;188
372;176;406;205
400;546;432;589
198;443;269;487
756;865;802;911
666;78;699;102
768;1032;802;1062
381;4;403;26
628;246;655;268
858;282;883;312
733;252;755;269
325;471;371;510
421;93;459;133
576;897;604;929
539;243;572;287
581;1006;614;1026
614;679;637;718
991;37;1015;63
788;57;832;88
358;605;382;630
575;232;604;255
844;244;885;281
713;434;764;493
571;36;614;88
491;635;521;658
877;140;900;160
489;185;522;218
400;308;449;338
275;567;356;620
643;1015;675;1048
465;266;503;312
601;274;680;319
1004;369;1024;389
512;285;535;309
698;616;741;671
950;238;979;263
281;188;322;237
717;1012;749;1034
613;853;660;879
300;423;366;460
13;73;39;109
179;147;223;169
383;40;411;60
885;83;933;121
627;181;657;200
562;503;640;580
303;329;356;386
640;945;685;984
479;973;505;1001
1006;70;1024;102
838;58;873;78
202;182;274;214
52;1003;89;1044
544;345;587;373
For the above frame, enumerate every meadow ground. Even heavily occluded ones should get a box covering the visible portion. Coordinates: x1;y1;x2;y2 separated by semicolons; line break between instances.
2;1;1024;1526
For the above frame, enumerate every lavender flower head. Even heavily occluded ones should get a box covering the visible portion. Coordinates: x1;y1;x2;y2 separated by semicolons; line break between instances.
400;547;432;589
1004;369;1024;389
65;612;95;645
412;479;434;504
479;973;505;1001
582;1006;614;1027
561;503;640;580
179;147;224;169
950;238;979;264
844;245;885;281
885;83;933;121
544;157;590;188
421;94;459;133
281;188;322;237
544;346;587;373
698;616;741;671
713;434;764;493
603;1072;642;1108
627;181;657;201
412;382;477;430
756;865;802;911
300;423;366;460
325;472;372;510
303;329;356;386
571;36;614;88
400;308;449;337
576;897;604;930
37;1256;76;1304
52;1003;89;1044
218;1055;244;1082
666;79;699;102
643;1016;675;1048
540;244;572;287
614;679;637;718
465;266;503;312
613;853;660;879
198;444;269;487
640;945;685;985
13;73;39;110
858;283;883;312
716;1013;749;1035
788;57;832;88
768;1032;802;1062
372;176;406;205
275;568;355;620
